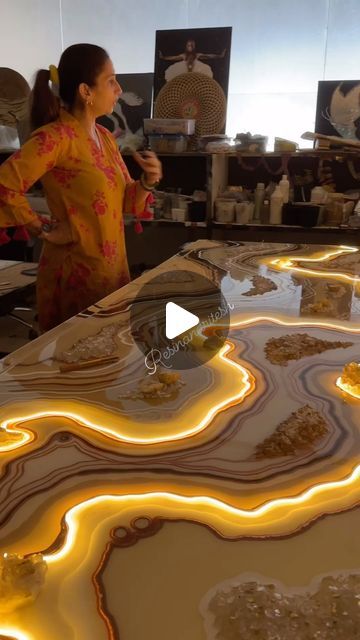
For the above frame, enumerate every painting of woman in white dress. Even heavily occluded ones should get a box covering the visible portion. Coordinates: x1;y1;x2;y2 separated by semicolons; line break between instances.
159;39;226;82
154;27;232;102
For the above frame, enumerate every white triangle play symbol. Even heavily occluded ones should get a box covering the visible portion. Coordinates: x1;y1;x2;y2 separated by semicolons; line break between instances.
165;302;199;340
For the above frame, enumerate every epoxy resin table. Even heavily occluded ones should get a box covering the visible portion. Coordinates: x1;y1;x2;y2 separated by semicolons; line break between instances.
0;241;359;640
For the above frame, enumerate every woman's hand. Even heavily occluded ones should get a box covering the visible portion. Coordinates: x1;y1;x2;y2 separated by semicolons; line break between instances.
26;218;76;245
133;150;162;186
40;220;76;245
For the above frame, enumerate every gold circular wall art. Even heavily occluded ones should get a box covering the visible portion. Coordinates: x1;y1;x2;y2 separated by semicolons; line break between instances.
154;72;227;136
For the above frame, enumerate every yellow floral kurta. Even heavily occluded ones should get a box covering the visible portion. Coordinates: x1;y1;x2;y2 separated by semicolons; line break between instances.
0;109;147;331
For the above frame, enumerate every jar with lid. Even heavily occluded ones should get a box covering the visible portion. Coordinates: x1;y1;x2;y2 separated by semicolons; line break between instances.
324;193;344;225
311;186;328;204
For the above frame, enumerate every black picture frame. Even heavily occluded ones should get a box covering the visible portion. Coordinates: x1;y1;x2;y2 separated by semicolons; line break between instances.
315;80;360;141
154;26;232;103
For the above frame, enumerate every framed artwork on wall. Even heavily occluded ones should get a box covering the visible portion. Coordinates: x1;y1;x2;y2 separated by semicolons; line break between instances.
98;72;153;150
153;27;232;133
315;80;360;141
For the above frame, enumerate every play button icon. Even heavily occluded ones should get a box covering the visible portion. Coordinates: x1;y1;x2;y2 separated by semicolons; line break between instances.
130;269;231;371
165;302;199;339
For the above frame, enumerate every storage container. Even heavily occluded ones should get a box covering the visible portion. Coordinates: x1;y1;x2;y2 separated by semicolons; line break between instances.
188;201;207;222
144;119;195;135
282;203;322;227
215;199;235;223
235;202;254;224
148;134;188;153
234;133;268;153
197;135;233;152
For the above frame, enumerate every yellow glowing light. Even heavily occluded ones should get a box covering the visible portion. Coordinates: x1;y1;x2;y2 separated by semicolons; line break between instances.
230;315;360;333
0;629;32;640
2;246;360;640
0;428;33;453
336;376;360;400
46;463;360;564
0;343;254;447
1;315;359;449
267;245;360;284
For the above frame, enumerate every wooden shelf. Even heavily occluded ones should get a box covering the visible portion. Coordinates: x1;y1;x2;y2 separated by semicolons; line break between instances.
123;149;360;158
211;220;359;232
231;149;360;158
124;216;207;228
122;151;208;158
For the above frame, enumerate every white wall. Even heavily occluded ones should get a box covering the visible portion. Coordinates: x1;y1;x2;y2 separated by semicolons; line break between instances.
0;0;62;84
1;0;360;144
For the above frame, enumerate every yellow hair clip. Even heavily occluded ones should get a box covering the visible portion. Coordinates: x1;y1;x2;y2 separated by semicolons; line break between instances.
49;64;60;86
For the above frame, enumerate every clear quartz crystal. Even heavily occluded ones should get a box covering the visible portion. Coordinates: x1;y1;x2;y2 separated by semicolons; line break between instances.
60;323;120;363
206;575;360;639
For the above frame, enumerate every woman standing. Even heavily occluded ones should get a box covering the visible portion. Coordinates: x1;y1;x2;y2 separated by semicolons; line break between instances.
0;43;162;331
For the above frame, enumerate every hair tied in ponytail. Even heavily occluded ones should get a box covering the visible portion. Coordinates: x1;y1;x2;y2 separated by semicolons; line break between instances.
30;67;61;130
31;44;109;130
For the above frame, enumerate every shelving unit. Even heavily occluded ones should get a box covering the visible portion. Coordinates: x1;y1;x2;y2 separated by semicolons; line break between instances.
3;149;358;269
123;152;211;269
122;149;360;268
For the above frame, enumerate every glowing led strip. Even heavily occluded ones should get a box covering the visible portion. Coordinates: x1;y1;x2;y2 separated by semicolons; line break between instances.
0;430;32;452
1;316;359;449
336;376;360;400
0;343;253;447
5;463;360;640
268;245;360;284
0;629;32;640
230;315;360;332
46;462;360;563
2;247;360;640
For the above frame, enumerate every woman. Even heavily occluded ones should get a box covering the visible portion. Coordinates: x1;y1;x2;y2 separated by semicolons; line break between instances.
0;43;162;331
159;39;226;81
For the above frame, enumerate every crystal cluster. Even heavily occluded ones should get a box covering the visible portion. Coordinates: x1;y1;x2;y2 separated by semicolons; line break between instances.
59;323;120;363
303;298;334;315
265;333;353;366
340;362;360;396
206;575;360;639
121;371;185;400
0;552;47;613
255;405;329;458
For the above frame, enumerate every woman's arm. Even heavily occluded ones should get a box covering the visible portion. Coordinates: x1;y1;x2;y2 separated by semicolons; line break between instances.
0;126;63;235
100;128;162;231
116;150;162;216
197;49;226;60
159;51;184;62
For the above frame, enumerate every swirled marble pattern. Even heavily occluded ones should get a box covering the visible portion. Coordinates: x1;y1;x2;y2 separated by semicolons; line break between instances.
0;241;360;639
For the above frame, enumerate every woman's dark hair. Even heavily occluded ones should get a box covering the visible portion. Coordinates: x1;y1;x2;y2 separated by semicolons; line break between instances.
30;43;109;129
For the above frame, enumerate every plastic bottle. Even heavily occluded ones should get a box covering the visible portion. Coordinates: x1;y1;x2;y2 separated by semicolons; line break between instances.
279;174;290;204
260;199;270;224
270;185;283;224
253;182;265;220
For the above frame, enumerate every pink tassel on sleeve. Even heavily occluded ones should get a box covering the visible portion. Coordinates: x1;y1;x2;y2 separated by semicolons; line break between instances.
0;228;10;245
127;182;155;234
13;226;30;242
